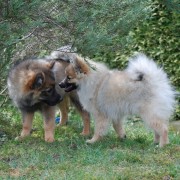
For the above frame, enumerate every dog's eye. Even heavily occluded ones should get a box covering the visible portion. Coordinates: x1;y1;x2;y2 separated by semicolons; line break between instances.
41;87;53;96
45;87;53;93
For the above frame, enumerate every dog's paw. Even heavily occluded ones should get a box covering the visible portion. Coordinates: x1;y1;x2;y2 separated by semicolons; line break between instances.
45;138;54;143
86;135;101;144
153;141;159;145
80;131;90;136
45;133;55;143
15;136;24;141
159;140;169;148
86;139;96;144
45;137;55;143
120;134;127;141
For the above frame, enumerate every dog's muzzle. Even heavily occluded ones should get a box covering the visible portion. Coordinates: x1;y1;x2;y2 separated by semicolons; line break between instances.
42;94;63;106
59;81;78;92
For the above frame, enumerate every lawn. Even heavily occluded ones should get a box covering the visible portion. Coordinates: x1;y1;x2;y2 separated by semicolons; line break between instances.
0;107;180;180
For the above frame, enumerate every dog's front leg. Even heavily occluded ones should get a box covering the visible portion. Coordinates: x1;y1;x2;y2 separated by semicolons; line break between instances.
86;113;109;144
42;106;56;142
80;111;90;136
112;119;126;140
15;111;34;141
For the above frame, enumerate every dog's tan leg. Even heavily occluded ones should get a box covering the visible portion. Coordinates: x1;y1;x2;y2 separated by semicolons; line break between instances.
147;118;169;147
86;113;109;144
42;106;55;142
57;96;69;126
17;112;34;140
159;125;169;147
79;110;90;136
113;120;126;140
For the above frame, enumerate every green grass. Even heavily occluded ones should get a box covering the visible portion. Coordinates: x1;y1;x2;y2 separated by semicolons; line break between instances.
0;107;180;179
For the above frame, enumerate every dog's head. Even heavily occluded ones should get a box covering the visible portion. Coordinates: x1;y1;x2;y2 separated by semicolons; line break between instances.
59;55;90;92
22;61;62;106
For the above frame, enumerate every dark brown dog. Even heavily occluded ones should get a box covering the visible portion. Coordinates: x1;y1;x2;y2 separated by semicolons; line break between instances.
7;57;90;142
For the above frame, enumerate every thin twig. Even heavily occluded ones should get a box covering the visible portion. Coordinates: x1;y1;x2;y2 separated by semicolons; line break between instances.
0;26;39;50
0;95;8;108
0;86;7;95
20;27;38;41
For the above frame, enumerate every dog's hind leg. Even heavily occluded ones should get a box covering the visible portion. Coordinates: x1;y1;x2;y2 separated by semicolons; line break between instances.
57;95;69;126
158;123;169;147
144;117;169;147
154;131;160;144
78;110;90;136
86;113;110;144
153;123;169;147
113;120;126;140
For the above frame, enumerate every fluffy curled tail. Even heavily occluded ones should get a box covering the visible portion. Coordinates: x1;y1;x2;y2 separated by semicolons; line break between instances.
127;53;175;120
127;53;166;82
49;45;77;62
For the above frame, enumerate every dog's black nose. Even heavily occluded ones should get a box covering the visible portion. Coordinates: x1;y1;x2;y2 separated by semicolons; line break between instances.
59;82;66;88
64;83;78;92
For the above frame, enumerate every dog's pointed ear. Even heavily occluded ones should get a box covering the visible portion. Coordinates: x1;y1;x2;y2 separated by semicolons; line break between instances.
48;61;55;69
32;72;45;89
69;55;89;74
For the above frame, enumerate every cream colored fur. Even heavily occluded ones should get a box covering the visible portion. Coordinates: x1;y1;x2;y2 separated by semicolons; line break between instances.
66;54;175;147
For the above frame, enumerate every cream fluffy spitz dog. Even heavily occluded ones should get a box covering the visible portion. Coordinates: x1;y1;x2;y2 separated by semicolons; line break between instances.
59;53;175;147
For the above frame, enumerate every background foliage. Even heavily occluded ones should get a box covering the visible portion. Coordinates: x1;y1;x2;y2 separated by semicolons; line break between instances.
0;0;179;122
0;0;152;107
0;1;179;178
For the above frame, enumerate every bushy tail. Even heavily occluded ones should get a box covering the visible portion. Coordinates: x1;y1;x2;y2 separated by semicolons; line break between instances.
48;45;76;62
127;53;166;81
127;53;175;119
